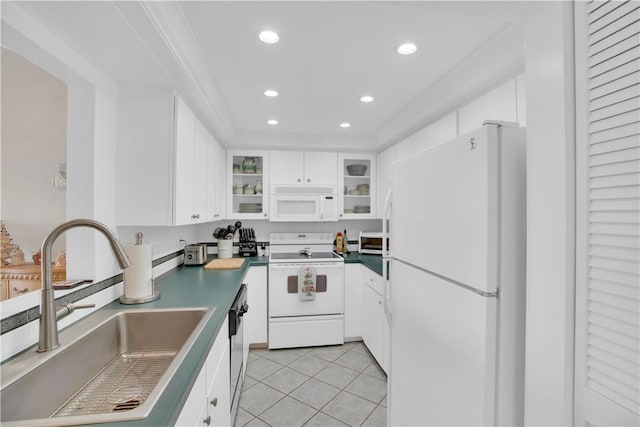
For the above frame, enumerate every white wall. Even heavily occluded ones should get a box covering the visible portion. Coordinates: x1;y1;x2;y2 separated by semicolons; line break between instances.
376;73;526;217
1;48;67;256
523;2;576;425
1;2;128;358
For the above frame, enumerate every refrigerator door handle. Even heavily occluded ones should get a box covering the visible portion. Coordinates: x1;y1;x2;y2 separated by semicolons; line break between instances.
382;187;392;259
383;187;392;323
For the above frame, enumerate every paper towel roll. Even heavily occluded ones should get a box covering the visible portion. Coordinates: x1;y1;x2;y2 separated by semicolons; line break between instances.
123;244;153;299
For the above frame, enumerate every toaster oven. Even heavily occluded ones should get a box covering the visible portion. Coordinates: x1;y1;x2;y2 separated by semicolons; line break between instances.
184;244;207;265
358;232;389;255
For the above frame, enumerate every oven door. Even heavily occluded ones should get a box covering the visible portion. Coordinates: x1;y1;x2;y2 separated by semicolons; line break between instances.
268;263;345;317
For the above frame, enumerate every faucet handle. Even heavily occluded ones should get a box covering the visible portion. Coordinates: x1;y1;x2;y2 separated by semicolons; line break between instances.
55;302;96;320
70;303;96;310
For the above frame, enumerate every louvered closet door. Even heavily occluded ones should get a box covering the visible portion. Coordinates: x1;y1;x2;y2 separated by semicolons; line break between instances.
575;1;640;425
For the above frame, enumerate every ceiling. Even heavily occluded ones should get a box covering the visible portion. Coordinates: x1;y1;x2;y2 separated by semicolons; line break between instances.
7;1;532;151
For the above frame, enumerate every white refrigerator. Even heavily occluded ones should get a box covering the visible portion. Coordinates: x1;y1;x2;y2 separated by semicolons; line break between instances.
384;122;526;426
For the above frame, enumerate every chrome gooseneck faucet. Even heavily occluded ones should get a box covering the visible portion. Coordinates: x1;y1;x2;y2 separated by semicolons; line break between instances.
38;219;132;352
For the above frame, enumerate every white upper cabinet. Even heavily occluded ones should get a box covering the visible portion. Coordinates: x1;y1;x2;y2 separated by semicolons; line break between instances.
207;134;225;222
227;150;269;219
270;151;337;188
116;89;219;226
304;152;338;186
174;98;209;225
270;151;304;185
338;153;376;219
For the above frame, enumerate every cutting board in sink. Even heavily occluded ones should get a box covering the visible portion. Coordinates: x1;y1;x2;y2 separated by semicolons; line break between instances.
204;258;245;270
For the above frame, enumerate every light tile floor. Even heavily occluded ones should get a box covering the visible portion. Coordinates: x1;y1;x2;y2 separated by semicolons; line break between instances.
235;342;387;427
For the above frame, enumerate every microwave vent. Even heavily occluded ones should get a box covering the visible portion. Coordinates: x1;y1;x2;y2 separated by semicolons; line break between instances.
271;185;336;195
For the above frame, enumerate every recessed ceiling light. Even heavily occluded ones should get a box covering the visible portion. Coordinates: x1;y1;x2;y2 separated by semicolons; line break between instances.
360;95;374;103
396;42;417;55
340;122;351;128
267;119;279;125
259;30;279;44
264;89;279;97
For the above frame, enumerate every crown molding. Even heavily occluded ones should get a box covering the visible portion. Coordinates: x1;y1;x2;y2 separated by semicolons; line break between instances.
113;1;235;143
231;132;376;153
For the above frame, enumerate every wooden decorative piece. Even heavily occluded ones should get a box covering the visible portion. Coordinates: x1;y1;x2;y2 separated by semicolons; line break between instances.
1;221;25;266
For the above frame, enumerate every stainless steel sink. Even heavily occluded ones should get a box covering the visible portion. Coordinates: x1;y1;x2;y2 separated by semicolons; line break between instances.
1;307;213;426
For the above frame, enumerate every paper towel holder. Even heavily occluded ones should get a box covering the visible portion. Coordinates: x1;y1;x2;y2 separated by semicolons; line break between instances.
119;232;160;305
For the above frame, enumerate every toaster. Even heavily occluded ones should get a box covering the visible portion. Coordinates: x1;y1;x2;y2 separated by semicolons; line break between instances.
184;244;207;266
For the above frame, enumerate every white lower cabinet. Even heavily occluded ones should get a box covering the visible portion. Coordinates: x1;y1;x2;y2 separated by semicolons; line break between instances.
244;266;268;349
176;318;230;427
344;264;362;338
360;265;389;374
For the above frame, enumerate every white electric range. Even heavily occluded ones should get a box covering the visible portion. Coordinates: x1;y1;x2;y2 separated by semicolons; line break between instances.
268;233;345;349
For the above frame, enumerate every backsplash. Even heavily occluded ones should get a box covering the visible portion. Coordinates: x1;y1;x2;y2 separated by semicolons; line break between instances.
196;219;382;244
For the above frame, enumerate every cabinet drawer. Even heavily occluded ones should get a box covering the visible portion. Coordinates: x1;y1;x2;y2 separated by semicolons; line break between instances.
9;280;41;298
362;266;384;296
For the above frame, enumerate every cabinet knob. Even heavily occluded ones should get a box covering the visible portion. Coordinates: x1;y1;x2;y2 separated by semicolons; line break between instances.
210;397;218;407
307;178;310;182
339;214;343;218
203;415;211;425
195;214;200;219
379;300;382;305
264;213;267;217
297;178;301;182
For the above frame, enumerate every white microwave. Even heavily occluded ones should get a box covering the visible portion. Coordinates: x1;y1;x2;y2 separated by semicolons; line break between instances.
359;232;389;255
270;186;338;222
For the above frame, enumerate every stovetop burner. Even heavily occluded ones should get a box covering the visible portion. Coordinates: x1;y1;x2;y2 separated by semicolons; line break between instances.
268;232;344;263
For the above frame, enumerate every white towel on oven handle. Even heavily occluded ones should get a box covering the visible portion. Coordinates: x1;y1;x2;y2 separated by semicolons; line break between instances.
298;265;316;301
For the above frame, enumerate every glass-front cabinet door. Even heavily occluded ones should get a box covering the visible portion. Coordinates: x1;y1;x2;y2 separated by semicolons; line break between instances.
227;150;269;219
338;153;376;219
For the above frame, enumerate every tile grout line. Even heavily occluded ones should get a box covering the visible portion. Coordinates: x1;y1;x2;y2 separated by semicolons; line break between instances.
240;344;387;427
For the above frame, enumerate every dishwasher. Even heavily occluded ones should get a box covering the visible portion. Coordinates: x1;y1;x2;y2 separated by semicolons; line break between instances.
229;284;248;423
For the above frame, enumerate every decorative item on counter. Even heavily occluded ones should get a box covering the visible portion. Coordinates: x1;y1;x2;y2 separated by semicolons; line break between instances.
1;221;25;266
119;232;159;305
335;232;343;254
54;250;66;267
11;246;26;266
242;157;257;174
32;250;42;265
